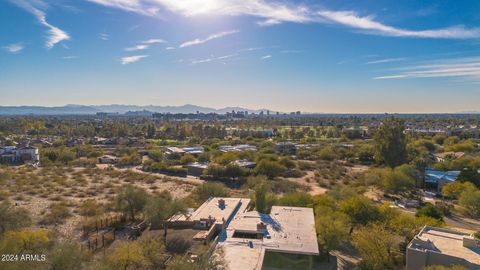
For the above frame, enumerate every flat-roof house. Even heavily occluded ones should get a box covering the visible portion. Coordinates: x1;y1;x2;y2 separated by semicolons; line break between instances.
0;146;39;164
184;162;208;176
167;197;251;241
218;144;258;153
425;169;461;192
233;160;257;169
166;146;204;156
406;226;480;270
275;142;296;155
217;206;319;270
98;155;118;164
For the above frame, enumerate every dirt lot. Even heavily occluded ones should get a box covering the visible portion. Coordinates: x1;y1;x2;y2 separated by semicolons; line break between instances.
0;165;199;240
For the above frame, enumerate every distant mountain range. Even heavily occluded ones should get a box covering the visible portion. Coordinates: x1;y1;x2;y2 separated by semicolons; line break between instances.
0;104;274;115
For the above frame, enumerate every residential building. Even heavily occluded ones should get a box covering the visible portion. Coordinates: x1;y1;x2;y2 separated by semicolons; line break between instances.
184;162;208;176
218;144;257;152
0;146;39;164
166;146;204;156
275;142;297;155
167;197;251;241
218;206;319;270
407;226;480;270
233;159;257;169
425;169;461;192
98;155;118;164
167;198;319;269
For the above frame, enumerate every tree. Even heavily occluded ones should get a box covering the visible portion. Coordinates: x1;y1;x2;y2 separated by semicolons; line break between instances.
277;192;313;207
146;124;156;138
116;185;149;221
0;201;31;234
254;160;286;179
416;205;443;221
382;169;415;194
459;187;480;218
192;182;230;203
224;163;246;179
316;210;350;259
0;228;51;252
374;118;407;168
0;229;51;270
180;154;196;165
442;181;476;200
105;241;150;270
255;180;268;213
339;196;381;226
144;195;186;228
458;167;480;188
353;224;397;270
49;241;90;270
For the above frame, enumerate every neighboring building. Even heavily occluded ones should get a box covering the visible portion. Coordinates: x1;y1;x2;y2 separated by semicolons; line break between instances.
425;169;461;192
98;155;118;164
0;146;39;164
166;146;204;156
233;160;256;169
218;144;257;153
434;152;465;162
275;142;297;155
218;206;319;270
184;162;208;176
406;226;480;270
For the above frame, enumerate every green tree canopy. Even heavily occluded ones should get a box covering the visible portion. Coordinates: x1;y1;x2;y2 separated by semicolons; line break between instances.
374;118;407;168
116;185;149;221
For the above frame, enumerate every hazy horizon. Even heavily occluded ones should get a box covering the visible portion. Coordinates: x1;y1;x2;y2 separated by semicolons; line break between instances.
0;103;479;115
2;0;480;113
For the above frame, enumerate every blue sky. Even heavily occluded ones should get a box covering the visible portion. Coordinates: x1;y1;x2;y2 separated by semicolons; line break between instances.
1;0;480;113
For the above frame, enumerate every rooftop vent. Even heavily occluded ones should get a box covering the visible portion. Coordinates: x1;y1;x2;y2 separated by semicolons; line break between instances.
218;199;225;208
463;235;480;249
257;222;267;231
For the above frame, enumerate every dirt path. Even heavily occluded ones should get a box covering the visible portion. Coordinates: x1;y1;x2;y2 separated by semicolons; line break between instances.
286;171;328;196
117;166;205;185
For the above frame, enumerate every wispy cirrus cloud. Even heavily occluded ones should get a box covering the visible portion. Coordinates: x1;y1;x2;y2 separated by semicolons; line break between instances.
3;43;24;53
62;55;78;59
87;0;313;25
11;0;70;48
261;54;272;60
125;38;167;51
190;54;237;65
365;57;406;65
318;10;480;39
142;39;166;44
125;44;149;51
85;1;480;40
179;30;239;48
100;33;109;40
374;57;480;81
86;0;159;16
121;55;148;65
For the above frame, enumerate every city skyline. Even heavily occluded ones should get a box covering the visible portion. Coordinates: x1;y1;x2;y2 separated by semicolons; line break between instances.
2;0;480;113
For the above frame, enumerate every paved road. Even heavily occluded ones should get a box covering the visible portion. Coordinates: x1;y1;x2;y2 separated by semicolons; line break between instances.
395;206;480;232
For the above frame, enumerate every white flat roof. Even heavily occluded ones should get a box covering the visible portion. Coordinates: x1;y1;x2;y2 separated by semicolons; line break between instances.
218;206;319;270
172;197;251;223
409;226;480;265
